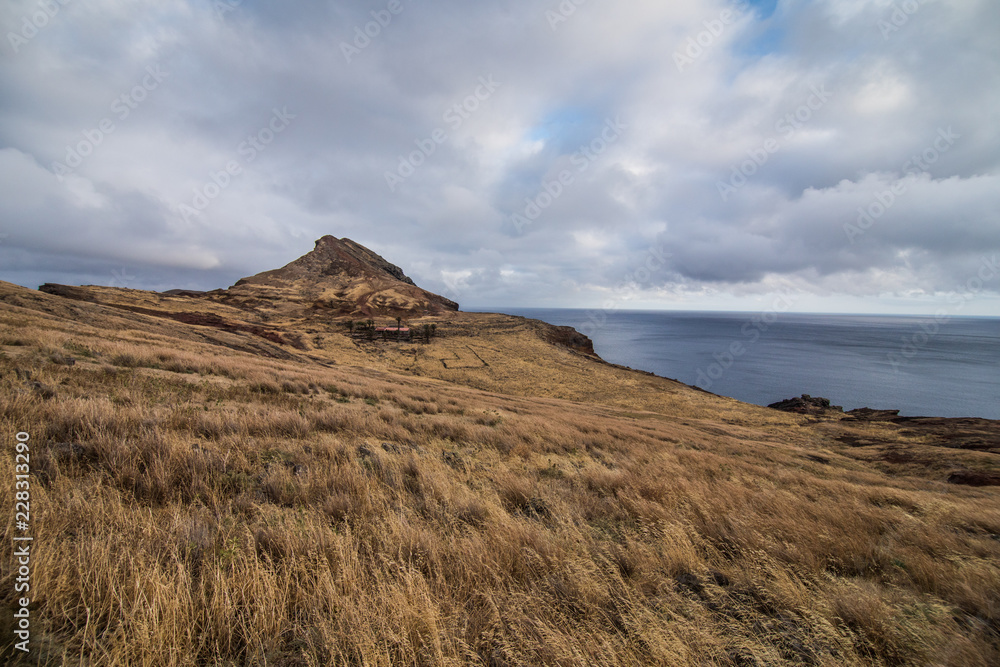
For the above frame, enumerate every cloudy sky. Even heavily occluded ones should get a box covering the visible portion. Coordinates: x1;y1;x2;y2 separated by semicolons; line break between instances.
1;0;998;314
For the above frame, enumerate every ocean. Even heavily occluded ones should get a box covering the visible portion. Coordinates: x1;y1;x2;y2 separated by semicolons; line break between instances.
473;308;1000;420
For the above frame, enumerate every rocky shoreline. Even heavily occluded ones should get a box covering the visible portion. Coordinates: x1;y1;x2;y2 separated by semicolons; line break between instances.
769;394;1000;486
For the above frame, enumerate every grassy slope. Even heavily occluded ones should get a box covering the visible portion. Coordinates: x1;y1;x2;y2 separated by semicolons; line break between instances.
1;281;998;666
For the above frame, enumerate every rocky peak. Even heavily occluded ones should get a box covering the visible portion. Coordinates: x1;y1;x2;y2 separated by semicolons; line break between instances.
328;237;416;286
226;235;457;317
236;236;416;287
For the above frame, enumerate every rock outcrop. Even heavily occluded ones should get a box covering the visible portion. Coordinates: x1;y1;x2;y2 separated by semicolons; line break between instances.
220;236;458;318
768;394;843;415
769;395;901;421
543;325;598;358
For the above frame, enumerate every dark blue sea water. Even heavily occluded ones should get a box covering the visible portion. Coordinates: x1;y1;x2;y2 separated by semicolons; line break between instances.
473;308;1000;419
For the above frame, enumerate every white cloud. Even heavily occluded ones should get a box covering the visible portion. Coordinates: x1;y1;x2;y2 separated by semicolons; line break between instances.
0;0;997;314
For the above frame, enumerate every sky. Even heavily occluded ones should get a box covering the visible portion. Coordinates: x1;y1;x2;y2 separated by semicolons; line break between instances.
1;0;998;315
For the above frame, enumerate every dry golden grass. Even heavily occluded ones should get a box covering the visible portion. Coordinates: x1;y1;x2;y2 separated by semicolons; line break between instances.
1;284;998;665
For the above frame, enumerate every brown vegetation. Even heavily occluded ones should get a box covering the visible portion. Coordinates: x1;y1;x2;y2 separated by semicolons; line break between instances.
1;280;998;665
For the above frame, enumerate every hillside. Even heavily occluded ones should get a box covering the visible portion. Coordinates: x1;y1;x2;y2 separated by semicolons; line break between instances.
220;235;459;318
1;240;999;666
40;236;458;322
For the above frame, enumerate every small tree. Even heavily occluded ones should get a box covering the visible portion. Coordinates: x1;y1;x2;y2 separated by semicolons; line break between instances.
346;320;354;335
423;323;431;343
430;323;437;338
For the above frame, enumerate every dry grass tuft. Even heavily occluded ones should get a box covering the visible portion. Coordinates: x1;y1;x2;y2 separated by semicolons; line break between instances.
1;288;998;665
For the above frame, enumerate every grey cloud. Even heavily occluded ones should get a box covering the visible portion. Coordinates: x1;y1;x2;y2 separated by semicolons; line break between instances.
0;0;997;313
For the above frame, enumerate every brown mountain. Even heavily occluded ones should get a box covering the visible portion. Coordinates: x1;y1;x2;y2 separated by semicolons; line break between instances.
40;235;458;321
219;235;459;318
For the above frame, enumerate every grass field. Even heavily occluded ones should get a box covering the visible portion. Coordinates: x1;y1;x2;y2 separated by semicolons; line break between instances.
1;282;998;665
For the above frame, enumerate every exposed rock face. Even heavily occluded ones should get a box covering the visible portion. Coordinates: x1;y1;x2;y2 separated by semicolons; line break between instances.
544;325;598;358
769;395;903;420
768;394;843;415
221;236;458;318
233;236;417;289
